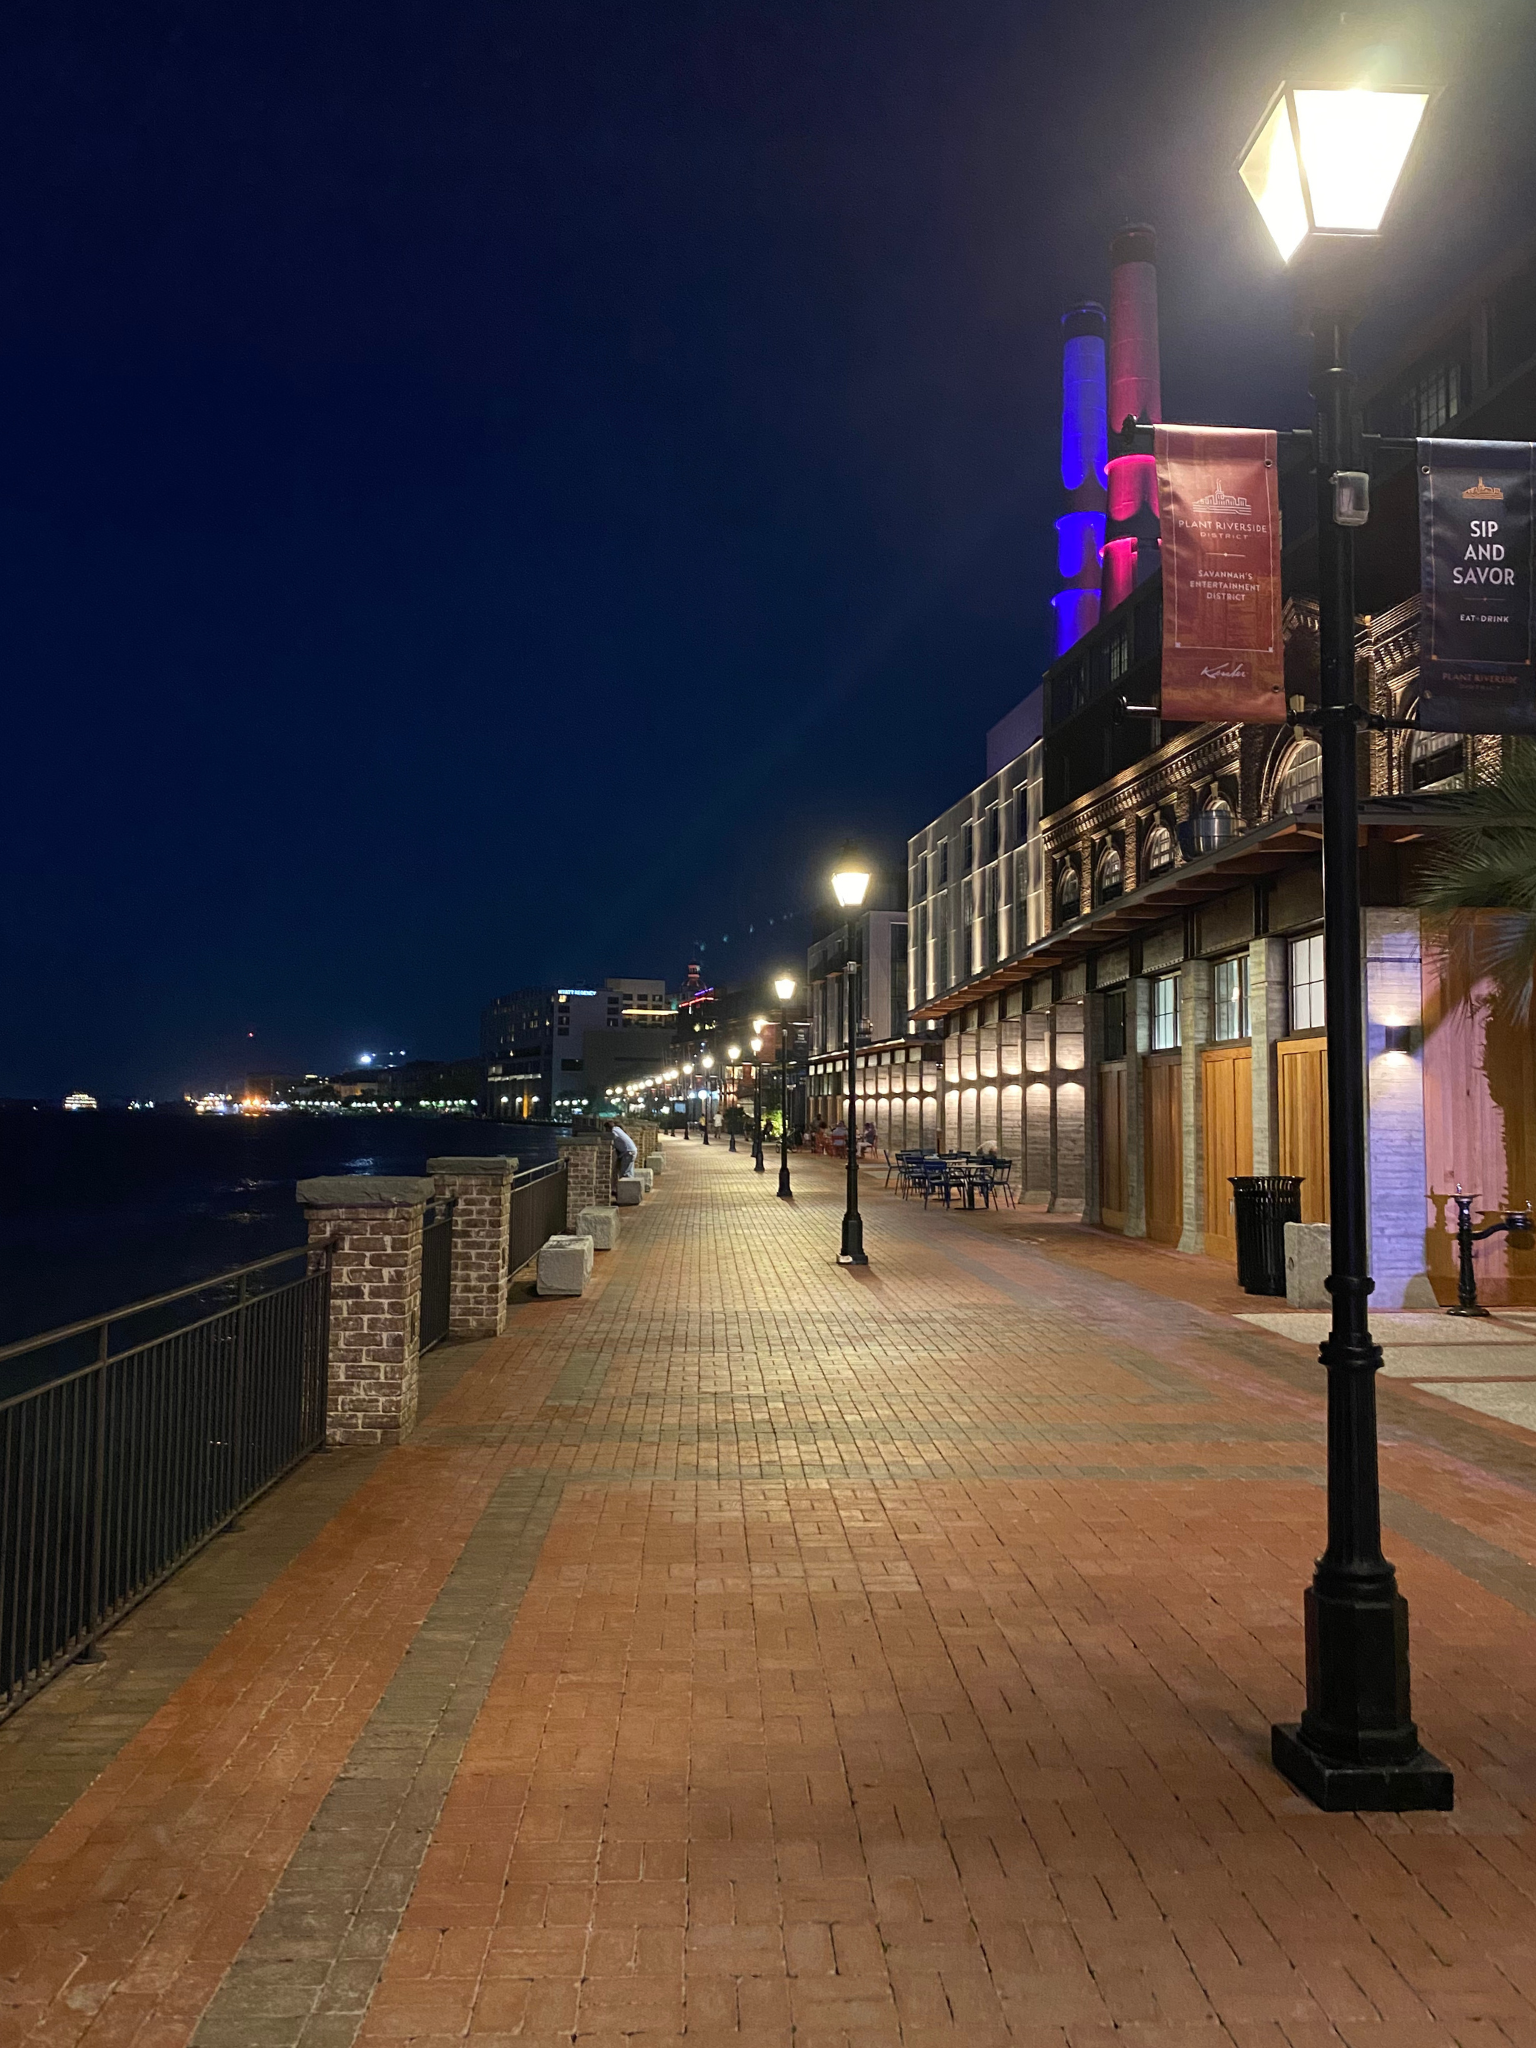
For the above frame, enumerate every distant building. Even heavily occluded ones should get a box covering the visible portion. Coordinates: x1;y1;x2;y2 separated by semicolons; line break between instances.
62;1092;98;1111
482;978;676;1121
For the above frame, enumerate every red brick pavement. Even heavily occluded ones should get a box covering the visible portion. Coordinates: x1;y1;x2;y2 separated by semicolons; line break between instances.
6;1141;1536;2045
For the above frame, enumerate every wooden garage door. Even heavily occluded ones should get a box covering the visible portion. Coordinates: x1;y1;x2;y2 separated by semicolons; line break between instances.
1202;1045;1254;1259
1277;1036;1329;1223
1099;1064;1127;1231
1144;1056;1182;1246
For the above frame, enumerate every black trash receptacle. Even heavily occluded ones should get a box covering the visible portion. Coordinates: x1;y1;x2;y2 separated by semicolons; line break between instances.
1229;1175;1303;1296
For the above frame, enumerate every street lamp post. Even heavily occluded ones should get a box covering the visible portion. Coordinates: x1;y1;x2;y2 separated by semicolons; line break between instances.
1238;76;1449;1810
831;844;873;1266
701;1053;714;1144
726;1045;741;1150
750;1034;765;1171
681;1062;693;1140
773;977;795;1199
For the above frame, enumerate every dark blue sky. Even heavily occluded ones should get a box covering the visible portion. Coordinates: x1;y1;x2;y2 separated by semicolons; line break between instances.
3;0;1530;1098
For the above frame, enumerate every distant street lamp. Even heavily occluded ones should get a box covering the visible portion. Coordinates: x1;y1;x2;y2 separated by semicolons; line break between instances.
681;1061;694;1140
750;1035;765;1171
701;1052;715;1144
831;844;873;1265
1237;74;1447;1810
772;977;795;1199
726;1044;742;1150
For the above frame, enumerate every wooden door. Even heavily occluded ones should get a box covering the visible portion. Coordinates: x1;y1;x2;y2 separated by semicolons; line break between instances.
1144;1056;1182;1245
1277;1036;1329;1222
1099;1064;1128;1230
1202;1045;1254;1259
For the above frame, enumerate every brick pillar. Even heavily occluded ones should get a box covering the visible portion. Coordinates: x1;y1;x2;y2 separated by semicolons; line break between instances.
296;1176;433;1448
427;1155;518;1338
1178;960;1213;1256
558;1131;616;1232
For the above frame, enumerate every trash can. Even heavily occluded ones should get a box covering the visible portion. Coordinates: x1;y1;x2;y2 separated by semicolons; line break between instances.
1229;1175;1303;1296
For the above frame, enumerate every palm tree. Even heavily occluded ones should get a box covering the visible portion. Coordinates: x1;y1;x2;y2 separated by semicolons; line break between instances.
1413;738;1536;1025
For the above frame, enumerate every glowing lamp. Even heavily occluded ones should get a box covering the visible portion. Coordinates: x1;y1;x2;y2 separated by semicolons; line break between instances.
701;1053;714;1070
750;1036;762;1054
727;1043;741;1060
831;844;872;909
773;976;796;1002
1239;85;1428;263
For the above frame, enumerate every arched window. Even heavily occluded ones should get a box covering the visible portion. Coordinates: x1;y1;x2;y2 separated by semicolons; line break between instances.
1144;821;1176;874
1195;796;1235;854
1276;739;1323;813
1409;727;1467;792
1096;844;1123;903
1056;863;1081;921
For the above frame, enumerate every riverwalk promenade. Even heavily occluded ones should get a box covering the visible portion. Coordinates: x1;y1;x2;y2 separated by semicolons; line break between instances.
7;1140;1536;2045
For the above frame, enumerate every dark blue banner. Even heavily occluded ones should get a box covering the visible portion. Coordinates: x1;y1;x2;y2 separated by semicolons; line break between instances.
1418;437;1536;734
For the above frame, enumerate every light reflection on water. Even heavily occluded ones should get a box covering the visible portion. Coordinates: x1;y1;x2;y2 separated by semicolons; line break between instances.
0;1111;560;1354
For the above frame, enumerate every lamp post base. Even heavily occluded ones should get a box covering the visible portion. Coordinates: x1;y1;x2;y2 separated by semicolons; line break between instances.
839;1211;867;1265
1271;1724;1453;1812
776;1176;793;1201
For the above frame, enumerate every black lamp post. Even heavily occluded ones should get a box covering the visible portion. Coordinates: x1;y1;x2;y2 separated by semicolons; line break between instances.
701;1053;714;1144
726;1045;741;1151
1239;77;1449;1810
773;977;795;1199
831;844;873;1265
750;1033;765;1171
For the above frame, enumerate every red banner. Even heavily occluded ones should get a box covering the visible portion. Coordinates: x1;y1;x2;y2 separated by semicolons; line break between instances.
1156;425;1285;723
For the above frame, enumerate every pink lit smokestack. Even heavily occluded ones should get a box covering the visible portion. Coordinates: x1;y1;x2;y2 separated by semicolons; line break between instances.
1101;223;1162;611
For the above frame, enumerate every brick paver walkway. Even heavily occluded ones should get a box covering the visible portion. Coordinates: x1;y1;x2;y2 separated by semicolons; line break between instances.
8;1140;1536;2046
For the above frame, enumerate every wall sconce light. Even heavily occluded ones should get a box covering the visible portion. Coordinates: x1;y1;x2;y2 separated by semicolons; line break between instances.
1383;1025;1412;1056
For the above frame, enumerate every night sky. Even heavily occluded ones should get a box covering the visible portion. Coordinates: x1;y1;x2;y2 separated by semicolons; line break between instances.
4;1;1532;1100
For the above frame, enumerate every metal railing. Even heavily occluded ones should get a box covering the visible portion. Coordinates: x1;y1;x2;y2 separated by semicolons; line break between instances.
419;1197;456;1355
508;1159;568;1284
0;1242;332;1720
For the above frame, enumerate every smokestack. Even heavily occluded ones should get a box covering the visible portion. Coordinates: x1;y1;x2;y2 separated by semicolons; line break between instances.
1051;301;1107;658
1101;223;1163;612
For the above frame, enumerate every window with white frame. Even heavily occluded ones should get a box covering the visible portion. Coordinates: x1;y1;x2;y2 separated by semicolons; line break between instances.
1212;954;1250;1041
1289;931;1326;1031
1144;821;1176;874
1151;973;1181;1051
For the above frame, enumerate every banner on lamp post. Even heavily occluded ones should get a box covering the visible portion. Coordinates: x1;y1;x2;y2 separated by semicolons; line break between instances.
1417;438;1536;734
1156;425;1285;724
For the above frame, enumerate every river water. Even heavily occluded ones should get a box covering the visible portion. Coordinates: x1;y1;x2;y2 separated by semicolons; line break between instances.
0;1108;559;1355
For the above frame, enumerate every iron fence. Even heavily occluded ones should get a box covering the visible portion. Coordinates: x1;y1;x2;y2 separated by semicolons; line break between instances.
0;1242;332;1720
419;1197;456;1355
508;1160;568;1284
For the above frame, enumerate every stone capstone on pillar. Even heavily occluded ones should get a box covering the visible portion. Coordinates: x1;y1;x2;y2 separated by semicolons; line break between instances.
427;1156;518;1339
296;1176;434;1449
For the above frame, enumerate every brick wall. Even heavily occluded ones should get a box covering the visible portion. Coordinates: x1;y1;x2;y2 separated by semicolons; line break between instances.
297;1175;433;1448
428;1156;517;1338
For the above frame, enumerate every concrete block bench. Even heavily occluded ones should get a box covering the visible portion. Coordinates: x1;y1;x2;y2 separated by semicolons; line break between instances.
578;1205;619;1250
615;1179;643;1207
646;1152;664;1174
1284;1221;1330;1310
637;1168;654;1193
538;1233;595;1296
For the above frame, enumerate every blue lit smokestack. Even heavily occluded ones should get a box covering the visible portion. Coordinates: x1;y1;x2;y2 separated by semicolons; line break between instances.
1052;301;1107;657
